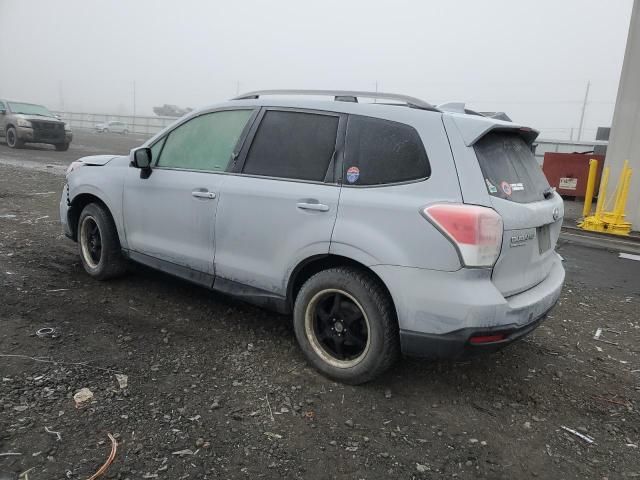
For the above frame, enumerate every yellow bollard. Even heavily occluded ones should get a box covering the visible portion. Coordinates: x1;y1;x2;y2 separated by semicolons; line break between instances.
611;160;629;216
594;166;609;221
615;167;633;219
582;159;598;218
580;160;633;236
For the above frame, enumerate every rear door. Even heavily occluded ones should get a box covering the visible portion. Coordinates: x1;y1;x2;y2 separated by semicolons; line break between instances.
213;108;344;296
460;129;563;297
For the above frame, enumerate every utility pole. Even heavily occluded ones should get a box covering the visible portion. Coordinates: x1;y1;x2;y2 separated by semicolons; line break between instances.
374;80;378;103
132;81;137;133
58;81;65;112
236;80;240;96
577;80;590;141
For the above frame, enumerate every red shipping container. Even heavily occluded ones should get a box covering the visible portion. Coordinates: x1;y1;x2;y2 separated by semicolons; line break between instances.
542;152;605;197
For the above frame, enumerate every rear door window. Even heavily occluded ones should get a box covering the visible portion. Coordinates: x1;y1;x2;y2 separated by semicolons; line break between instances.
242;110;339;182
474;131;550;203
343;115;430;185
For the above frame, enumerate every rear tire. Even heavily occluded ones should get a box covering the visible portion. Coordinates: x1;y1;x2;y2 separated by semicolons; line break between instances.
122;129;129;135
77;203;127;280
6;126;23;148
293;267;399;384
55;143;70;152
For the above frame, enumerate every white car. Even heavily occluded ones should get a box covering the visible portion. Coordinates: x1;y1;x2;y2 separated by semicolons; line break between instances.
95;121;129;134
60;89;565;384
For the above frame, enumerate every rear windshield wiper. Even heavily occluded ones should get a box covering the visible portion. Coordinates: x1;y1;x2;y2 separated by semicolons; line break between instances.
543;187;555;199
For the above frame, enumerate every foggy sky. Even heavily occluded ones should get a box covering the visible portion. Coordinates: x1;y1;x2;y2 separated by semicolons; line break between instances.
0;0;633;140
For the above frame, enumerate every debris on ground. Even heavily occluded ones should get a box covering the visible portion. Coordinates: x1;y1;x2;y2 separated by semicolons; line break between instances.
44;426;62;441
171;449;194;457
114;374;128;390
35;327;56;338
86;433;117;480
1;157;639;479
73;388;94;408
560;426;595;444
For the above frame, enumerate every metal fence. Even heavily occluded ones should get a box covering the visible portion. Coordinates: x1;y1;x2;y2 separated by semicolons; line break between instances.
52;111;609;163
52;111;178;136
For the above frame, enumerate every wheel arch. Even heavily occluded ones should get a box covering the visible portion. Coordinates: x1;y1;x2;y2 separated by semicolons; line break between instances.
67;193;114;242
287;254;397;321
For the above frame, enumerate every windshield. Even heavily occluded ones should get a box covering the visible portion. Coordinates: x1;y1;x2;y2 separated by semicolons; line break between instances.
474;131;550;204
8;102;55;117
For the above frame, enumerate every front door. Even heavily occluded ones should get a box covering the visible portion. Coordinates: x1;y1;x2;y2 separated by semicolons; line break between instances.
122;108;256;280
214;108;344;296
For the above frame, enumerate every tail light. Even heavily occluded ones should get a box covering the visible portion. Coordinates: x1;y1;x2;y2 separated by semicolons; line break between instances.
422;204;503;267
469;334;506;344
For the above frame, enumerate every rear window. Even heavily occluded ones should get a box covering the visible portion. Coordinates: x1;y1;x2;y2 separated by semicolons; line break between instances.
474;131;550;203
343;115;430;185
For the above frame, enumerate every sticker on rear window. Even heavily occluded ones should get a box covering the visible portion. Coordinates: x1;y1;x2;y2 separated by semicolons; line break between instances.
346;166;360;183
485;178;498;193
500;181;512;195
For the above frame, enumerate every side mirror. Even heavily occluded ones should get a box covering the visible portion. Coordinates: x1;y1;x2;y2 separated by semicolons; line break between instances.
133;147;152;169
0;109;6;115
132;147;152;178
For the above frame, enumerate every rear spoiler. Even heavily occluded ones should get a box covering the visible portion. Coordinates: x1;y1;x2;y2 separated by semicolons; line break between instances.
447;113;539;146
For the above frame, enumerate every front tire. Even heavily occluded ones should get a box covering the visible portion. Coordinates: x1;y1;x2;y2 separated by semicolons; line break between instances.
6;127;23;148
293;267;399;384
55;142;70;151
77;203;127;280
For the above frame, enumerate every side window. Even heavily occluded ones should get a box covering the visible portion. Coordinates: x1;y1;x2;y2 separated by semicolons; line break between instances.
242;111;339;181
344;115;430;185
150;136;166;162
0;101;5;110
156;109;253;171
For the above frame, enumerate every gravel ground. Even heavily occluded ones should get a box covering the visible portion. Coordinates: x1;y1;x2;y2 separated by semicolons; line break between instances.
0;136;639;479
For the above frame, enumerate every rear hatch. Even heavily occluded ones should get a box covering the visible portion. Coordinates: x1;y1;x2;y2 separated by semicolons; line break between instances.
473;130;563;297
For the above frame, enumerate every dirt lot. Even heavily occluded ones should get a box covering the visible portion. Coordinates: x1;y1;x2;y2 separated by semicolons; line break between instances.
1;135;639;479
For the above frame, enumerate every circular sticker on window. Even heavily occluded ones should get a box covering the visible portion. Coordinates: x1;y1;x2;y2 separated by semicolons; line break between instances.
500;181;512;195
346;166;360;183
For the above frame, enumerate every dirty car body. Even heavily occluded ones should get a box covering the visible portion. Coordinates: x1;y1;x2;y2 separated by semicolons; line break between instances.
59;90;565;383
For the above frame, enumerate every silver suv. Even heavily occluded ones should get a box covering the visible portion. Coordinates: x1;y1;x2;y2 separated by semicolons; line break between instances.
0;100;72;151
59;90;565;384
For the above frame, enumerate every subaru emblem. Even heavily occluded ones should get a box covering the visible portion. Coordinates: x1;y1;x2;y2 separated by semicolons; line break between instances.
552;207;560;221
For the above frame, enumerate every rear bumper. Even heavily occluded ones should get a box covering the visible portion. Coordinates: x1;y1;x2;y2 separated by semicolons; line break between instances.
400;309;549;359
372;253;564;359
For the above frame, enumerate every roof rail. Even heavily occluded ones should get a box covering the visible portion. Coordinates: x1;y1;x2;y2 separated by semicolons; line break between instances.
232;89;440;112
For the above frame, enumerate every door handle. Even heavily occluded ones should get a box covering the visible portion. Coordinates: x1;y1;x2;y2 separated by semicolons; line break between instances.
192;190;216;199
296;202;329;212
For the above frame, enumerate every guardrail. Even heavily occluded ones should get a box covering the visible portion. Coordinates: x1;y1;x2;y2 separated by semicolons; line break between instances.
52;111;178;136
52;111;609;160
